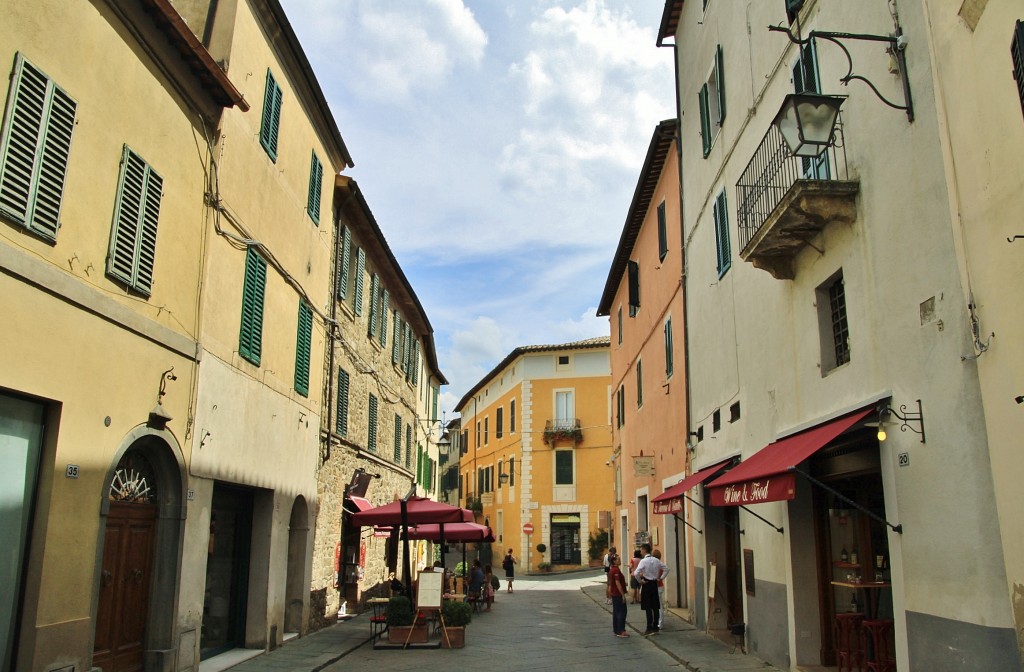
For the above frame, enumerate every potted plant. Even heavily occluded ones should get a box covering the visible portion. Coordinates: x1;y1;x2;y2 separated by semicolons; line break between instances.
386;596;429;644
542;426;583;444
538;562;552;572
441;600;473;648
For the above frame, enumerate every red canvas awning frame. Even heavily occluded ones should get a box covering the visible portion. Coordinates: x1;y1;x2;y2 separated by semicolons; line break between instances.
652;460;732;515
706;409;873;507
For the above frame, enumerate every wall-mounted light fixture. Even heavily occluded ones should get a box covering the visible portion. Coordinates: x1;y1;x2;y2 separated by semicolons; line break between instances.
436;433;452;456
147;367;177;430
870;400;925;443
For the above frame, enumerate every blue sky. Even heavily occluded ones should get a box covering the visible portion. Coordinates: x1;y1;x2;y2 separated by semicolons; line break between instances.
282;0;675;415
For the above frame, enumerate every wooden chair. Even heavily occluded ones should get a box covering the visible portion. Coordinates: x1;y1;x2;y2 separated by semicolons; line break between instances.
834;613;865;672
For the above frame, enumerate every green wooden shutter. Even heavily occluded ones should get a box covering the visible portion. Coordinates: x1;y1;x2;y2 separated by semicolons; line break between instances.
555;451;574;485
665;318;674;377
716;45;726;124
657;201;668;260
393;413;402;463
294;300;313;396
1013;21;1024;119
239;248;267;365
379;289;389;346
353;248;365;316
307;151;323;223
391;312;401;363
336;225;351;300
368;394;378;451
627;260;640;316
714;190;732;276
699;84;711;157
0;55;77;241
411;342;420;385
336;368;350;436
259;70;283;161
405;424;412;469
107;145;162;295
367;273;379;337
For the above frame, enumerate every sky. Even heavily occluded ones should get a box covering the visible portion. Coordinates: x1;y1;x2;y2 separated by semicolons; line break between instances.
281;0;676;416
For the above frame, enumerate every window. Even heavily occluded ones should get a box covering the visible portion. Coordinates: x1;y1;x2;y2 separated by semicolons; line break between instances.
259;69;283;161
0;54;76;242
336;225;352;301
555;450;574;485
664;317;674;377
379;288;389;347
509;456;516;486
699;45;726;158
1013;21;1024;119
555;390;575;429
294;300;313;396
476;422;481;446
394;413;402;463
405;424;412;469
510;399;517;433
106;146;163;295
713;409;721;433
353;248;365;316
392;312;402;363
627;260;640;316
713;189;732;277
617;307;623;344
730;401;741;423
616;385;626;428
336;368;350;436
239;247;267;365
556;354;571;371
484;417;489;445
657;201;668;261
817;270;851;372
636;359;644;408
367;273;380;338
496;407;504;439
307;151;323;223
367;394;378;451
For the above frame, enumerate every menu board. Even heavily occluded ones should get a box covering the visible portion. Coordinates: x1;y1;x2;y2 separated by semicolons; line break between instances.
416;569;443;609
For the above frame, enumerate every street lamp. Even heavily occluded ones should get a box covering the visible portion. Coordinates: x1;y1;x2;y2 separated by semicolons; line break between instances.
772;92;844;158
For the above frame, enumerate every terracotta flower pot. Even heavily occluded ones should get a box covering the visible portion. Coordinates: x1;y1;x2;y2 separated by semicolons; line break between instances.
387;624;430;644
441;626;465;648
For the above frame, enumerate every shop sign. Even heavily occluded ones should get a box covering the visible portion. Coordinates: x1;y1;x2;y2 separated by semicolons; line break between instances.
653;497;683;515
709;473;796;506
633;456;655;477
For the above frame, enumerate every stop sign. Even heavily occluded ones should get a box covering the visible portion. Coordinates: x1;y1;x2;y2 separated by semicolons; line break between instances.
522;522;534;535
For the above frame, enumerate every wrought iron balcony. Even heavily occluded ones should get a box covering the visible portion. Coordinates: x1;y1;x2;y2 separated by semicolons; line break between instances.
735;114;858;279
544;419;582;445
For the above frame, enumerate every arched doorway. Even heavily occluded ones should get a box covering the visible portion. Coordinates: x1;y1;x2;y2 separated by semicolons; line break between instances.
284;497;309;637
94;431;184;672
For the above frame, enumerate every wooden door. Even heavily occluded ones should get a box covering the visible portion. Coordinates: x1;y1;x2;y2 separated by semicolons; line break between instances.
94;501;157;672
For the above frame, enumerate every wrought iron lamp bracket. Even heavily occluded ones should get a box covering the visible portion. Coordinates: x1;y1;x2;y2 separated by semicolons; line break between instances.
769;24;914;122
878;399;925;443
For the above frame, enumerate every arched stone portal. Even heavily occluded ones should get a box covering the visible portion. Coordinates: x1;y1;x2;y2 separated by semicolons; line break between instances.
284;496;309;636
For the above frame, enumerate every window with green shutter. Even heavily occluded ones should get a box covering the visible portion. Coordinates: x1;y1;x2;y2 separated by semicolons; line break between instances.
259;69;283;161
336;368;350;436
405;424;412;469
636;359;644;407
555;450;574;485
353;248;365;316
698;46;726;158
106;145;163;295
392;312;401;363
1012;21;1024;119
698;84;712;157
336;225;352;300
627;260;640;317
367;273;379;337
657;201;668;261
664;317;674;377
368;393;378;451
294;300;313;396
411;342;420;385
394;413;402;463
379;288;389;346
307;151;322;223
713;189;732;277
0;54;77;242
239;247;267;365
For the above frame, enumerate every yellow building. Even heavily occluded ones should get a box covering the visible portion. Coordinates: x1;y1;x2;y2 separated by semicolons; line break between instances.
454;338;614;572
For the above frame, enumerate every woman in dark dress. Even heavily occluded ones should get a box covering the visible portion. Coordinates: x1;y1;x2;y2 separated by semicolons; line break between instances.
502;548;517;593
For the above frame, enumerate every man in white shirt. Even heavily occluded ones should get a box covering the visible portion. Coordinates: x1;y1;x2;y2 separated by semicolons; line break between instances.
652;548;670;629
632;543;662;635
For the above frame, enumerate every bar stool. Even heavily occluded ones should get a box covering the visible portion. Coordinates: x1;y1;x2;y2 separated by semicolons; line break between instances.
862;619;895;672
834;613;865;672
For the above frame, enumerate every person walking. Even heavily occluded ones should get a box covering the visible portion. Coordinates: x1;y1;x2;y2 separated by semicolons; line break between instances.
652;548;670;630
633;543;662;635
502;548;517;593
607;553;630;638
603;546;617;603
483;564;496;611
628;549;642;604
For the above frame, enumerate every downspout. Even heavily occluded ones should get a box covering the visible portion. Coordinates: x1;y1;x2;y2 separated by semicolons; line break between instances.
658;31;690;614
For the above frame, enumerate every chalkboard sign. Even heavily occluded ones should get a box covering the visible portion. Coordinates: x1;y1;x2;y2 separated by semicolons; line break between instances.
743;549;755;596
416;569;443;610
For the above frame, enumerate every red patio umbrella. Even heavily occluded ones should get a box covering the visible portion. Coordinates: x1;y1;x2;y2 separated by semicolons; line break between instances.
407;522;495;543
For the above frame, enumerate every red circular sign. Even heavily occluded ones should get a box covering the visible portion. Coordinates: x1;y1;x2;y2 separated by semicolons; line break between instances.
522;523;534;535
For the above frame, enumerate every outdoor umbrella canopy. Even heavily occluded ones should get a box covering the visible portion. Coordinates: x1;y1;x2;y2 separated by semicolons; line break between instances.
407;522;495;543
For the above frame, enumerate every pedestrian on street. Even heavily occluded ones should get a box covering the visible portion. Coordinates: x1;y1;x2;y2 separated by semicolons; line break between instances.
484;564;496;611
633;543;661;635
607;553;630;638
652;548;670;630
604;546;616;603
467;559;485;606
502;548;517;593
629;549;642;604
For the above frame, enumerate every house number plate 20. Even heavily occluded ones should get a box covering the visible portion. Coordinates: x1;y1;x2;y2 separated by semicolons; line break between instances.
897;452;910;468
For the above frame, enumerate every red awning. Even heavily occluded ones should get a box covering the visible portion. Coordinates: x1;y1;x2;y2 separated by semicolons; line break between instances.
652;460;732;515
706;408;873;507
346;496;373;513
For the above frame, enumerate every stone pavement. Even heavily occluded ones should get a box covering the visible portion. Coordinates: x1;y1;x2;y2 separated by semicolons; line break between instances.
206;572;784;672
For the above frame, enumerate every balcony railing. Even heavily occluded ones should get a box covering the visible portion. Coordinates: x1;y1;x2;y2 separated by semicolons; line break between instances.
544;419;582;445
735;113;859;279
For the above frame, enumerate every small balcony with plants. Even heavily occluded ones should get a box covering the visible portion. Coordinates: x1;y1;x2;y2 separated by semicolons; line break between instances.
543;419;583;446
735;107;858;280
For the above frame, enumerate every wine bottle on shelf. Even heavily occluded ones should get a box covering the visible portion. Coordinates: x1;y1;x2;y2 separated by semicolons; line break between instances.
840;545;849;563
850;547;859;565
849;592;858;613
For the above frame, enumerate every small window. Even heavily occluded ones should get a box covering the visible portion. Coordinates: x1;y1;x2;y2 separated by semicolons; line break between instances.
379;288;389;346
259;69;283;161
0;54;77;241
556;354;571;371
484;417;489;445
335;368;350;436
817;270;851;372
106;146;163;295
636;359;644;408
509;456;516;486
617;307;623;344
1013;21;1024;119
405;424;413;469
510;399;517;433
336;226;352;301
713;189;732;277
657;201;668;261
712;409;721;433
394;413;402;463
307;151;323;223
294;300;313;396
699;46;726;158
239;248;268;365
496;407;504;439
367;273;380;338
391;311;402;363
730;401;741;423
555;450;574;485
368;394;378;451
664;317;675;377
628;260;640;316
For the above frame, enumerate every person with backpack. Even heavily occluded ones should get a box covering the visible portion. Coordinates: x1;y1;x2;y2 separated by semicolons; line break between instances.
501;548;517;593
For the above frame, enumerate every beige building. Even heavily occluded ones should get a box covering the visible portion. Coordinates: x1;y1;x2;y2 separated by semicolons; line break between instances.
454;338;614;572
311;175;446;627
659;0;1021;669
597;119;689;610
